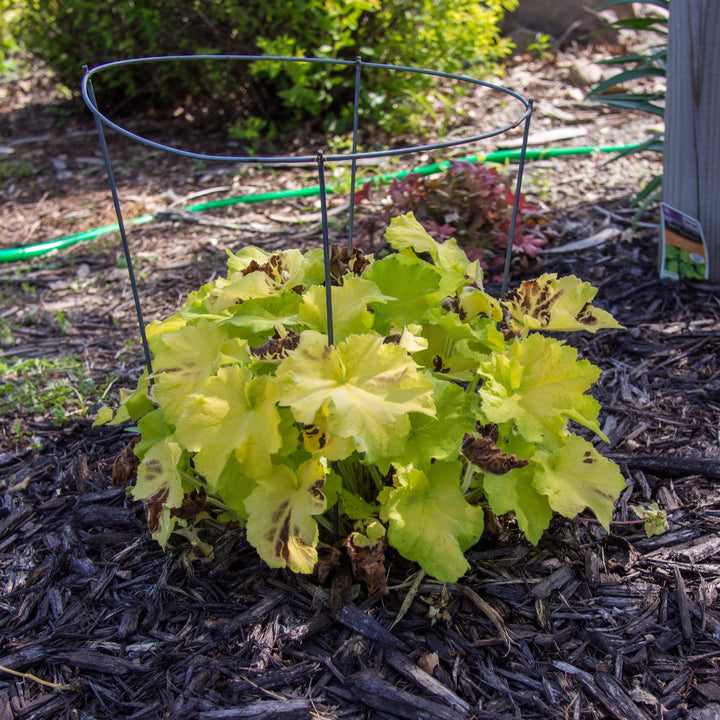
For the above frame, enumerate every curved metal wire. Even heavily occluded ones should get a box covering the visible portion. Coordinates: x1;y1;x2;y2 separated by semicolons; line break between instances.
82;54;533;369
81;55;531;165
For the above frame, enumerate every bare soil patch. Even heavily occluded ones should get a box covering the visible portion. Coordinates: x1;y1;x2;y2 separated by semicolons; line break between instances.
1;38;719;720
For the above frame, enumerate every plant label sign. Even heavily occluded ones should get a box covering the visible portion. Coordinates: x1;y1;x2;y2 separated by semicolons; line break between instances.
659;203;709;280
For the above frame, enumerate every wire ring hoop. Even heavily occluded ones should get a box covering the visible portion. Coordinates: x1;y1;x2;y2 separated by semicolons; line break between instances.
81;54;534;372
82;54;532;164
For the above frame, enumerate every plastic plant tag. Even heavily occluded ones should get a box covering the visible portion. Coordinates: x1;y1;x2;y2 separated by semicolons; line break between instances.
659;203;709;280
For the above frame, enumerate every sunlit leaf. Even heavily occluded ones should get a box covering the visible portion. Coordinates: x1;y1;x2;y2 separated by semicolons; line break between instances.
276;331;435;463
363;252;444;332
384;212;473;294
221;293;302;343
298;276;392;340
173;366;283;487
532;434;626;531
503;274;623;335
151;320;249;424
245;458;328;573
459;286;504;323
478;333;605;444
382;461;484;583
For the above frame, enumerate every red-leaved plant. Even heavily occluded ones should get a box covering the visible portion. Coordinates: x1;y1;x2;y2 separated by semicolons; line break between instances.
355;161;550;278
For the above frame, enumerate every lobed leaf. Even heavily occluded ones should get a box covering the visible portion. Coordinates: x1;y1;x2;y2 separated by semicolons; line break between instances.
503;273;623;335
478;333;605;444
532;434;626;531
245;458;328;573
276;331;435;463
173;366;283;487
382;461;485;583
131;438;185;548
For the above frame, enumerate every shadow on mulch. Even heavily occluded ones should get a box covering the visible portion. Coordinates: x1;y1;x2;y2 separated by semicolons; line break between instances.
1;227;720;720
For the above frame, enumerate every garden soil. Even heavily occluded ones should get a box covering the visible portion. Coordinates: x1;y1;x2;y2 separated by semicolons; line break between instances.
1;34;719;720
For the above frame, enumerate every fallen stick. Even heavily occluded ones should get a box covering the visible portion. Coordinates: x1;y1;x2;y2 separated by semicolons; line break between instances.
606;454;720;479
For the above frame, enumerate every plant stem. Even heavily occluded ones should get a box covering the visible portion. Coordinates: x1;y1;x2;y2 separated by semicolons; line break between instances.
460;462;477;494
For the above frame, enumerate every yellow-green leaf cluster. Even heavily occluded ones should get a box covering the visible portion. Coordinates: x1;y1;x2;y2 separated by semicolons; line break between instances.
101;212;624;585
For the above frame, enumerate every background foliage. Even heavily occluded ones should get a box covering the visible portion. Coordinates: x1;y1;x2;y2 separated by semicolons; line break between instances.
587;0;668;220
3;0;517;135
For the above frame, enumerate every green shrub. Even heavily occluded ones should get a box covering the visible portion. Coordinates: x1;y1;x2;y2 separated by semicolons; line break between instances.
8;0;517;134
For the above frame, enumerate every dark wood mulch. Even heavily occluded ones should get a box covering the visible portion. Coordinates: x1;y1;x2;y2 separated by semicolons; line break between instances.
2;224;720;720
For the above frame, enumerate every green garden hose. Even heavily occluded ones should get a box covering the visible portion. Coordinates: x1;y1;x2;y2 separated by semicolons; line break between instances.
0;144;643;264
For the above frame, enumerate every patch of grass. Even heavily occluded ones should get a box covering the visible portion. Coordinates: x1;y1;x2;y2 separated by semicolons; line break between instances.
0;355;106;427
0;158;35;182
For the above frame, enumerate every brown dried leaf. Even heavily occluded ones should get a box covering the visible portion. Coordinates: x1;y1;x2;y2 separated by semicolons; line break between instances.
461;429;528;475
112;438;140;487
170;486;207;520
346;535;388;595
250;329;301;360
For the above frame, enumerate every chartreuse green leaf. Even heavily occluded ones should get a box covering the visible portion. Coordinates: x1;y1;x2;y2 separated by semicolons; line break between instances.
384;213;476;295
478;333;604;444
378;380;476;473
131;438;185;548
301;405;355;461
94;369;153;426
173;366;283;487
340;488;379;521
150;320;250;424
145;312;187;346
225;245;270;273
298;277;392;340
276;331;435;463
362;253;444;332
458;286;504;323
135;408;174;459
503;273;623;336
225;247;325;292
245;458;328;573
482;466;554;545
414;312;502;381
478;430;553;545
381;461;485;583
631;502;669;538
215;453;258;521
385;212;472;278
222;293;301;343
202;272;279;313
532;434;626;532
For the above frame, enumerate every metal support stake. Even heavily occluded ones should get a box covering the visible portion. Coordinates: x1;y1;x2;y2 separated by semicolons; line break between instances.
316;151;335;346
347;57;363;250
501;98;534;298
84;68;154;375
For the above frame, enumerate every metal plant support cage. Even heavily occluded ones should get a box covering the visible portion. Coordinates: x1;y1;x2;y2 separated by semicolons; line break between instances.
81;55;533;375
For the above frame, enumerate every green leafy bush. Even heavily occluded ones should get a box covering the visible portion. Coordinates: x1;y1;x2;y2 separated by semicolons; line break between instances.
8;0;517;133
99;213;625;586
587;0;668;220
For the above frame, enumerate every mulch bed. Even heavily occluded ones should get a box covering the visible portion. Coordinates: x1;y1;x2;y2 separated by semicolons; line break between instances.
2;221;720;720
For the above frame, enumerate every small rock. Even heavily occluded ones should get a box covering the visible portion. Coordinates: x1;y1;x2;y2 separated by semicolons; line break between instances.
567;59;604;88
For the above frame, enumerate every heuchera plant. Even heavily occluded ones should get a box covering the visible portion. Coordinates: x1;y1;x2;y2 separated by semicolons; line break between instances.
99;212;625;586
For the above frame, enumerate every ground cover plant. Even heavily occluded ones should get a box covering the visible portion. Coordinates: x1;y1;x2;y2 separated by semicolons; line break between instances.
100;212;624;587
